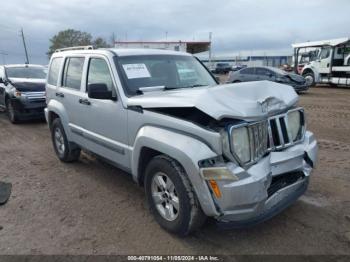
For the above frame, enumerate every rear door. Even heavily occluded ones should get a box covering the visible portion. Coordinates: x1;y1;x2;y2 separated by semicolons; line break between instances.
58;56;88;145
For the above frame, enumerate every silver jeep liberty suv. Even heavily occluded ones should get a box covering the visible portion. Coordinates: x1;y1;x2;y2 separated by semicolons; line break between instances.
45;46;318;235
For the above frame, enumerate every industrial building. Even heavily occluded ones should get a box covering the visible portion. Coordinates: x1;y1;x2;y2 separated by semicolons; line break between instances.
114;41;292;68
114;41;211;54
197;51;292;69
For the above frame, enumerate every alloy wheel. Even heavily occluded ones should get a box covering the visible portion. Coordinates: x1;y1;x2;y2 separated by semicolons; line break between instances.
151;172;180;221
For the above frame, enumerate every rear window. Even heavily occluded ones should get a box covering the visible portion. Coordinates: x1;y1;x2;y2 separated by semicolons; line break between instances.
48;58;63;85
62;57;85;90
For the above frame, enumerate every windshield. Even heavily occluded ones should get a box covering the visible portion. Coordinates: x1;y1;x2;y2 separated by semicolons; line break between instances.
114;55;217;96
5;67;47;79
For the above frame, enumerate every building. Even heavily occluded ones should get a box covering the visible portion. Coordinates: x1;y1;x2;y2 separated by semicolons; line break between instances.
197;50;293;69
114;41;211;54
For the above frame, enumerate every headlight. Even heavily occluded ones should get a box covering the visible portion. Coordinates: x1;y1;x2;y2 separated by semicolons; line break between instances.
227;121;268;166
230;126;251;164
287;110;302;141
13;89;22;97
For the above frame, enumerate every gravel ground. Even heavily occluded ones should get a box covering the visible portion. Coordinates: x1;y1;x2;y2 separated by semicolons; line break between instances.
0;86;349;255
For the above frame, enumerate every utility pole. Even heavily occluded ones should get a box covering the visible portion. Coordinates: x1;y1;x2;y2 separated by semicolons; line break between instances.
111;32;116;47
0;51;8;64
209;32;212;69
20;28;29;64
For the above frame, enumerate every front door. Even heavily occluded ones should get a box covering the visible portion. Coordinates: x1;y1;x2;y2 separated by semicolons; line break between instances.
256;67;275;82
76;56;129;170
318;47;332;74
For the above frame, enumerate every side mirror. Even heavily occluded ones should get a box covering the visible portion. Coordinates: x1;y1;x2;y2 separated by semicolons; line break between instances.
87;83;114;100
0;77;4;84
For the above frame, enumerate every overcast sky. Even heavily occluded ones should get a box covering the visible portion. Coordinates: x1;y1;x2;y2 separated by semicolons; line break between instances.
0;0;349;64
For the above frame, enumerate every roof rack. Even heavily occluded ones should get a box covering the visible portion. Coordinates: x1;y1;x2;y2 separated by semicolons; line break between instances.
55;45;94;52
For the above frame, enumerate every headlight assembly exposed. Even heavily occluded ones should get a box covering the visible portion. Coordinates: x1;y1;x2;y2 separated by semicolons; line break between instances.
228;121;268;166
287;110;302;141
231;126;251;164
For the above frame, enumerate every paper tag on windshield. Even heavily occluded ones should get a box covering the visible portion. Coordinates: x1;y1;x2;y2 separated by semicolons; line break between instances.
122;64;151;79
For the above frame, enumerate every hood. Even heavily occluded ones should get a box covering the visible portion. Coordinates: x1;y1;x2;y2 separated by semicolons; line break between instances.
286;73;305;83
9;78;46;92
127;81;298;121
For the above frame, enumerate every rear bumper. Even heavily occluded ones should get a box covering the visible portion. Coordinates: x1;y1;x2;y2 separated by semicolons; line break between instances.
201;131;318;226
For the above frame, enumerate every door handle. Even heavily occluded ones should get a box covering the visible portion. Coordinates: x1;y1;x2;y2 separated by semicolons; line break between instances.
79;98;91;105
55;92;64;98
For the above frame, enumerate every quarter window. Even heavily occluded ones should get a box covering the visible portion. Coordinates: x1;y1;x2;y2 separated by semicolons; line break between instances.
48;57;62;85
87;58;114;92
62;57;85;90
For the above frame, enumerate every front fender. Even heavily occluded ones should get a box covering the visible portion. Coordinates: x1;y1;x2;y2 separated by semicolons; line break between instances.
132;125;220;217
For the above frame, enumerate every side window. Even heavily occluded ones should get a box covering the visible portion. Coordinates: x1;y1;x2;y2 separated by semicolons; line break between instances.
319;48;331;60
256;68;272;76
0;67;4;78
48;57;63;85
62;57;85;90
241;68;255;75
87;58;114;92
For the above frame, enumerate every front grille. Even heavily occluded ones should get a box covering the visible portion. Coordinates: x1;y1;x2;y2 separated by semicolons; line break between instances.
268;108;305;151
249;121;268;162
268;171;305;197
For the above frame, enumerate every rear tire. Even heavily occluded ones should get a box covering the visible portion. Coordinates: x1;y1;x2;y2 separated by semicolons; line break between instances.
51;118;81;162
6;99;19;124
145;155;206;236
233;80;241;83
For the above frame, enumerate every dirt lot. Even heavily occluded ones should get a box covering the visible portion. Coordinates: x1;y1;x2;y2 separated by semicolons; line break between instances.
0;87;349;255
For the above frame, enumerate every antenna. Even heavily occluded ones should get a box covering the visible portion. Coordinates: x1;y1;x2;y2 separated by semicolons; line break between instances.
20;28;29;64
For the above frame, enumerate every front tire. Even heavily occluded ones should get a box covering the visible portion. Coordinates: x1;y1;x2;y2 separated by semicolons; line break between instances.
145;155;206;236
6;99;19;124
303;72;315;87
51;118;81;162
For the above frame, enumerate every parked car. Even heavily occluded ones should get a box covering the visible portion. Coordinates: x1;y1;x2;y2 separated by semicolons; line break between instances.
213;63;231;74
231;64;247;72
45;47;318;235
227;66;309;92
0;64;47;123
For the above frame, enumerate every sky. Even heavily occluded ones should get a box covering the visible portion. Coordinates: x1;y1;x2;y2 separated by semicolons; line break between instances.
0;0;349;64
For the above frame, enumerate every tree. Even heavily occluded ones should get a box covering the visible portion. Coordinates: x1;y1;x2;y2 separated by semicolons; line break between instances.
47;29;92;57
92;37;111;48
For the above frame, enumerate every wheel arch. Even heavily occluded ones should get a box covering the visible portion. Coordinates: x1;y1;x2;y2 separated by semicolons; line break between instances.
46;100;71;138
132;125;219;217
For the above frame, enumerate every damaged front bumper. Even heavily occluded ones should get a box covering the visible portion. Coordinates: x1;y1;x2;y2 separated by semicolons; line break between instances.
201;131;318;227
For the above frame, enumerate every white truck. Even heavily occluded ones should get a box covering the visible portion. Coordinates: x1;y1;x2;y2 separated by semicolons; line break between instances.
292;37;350;87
